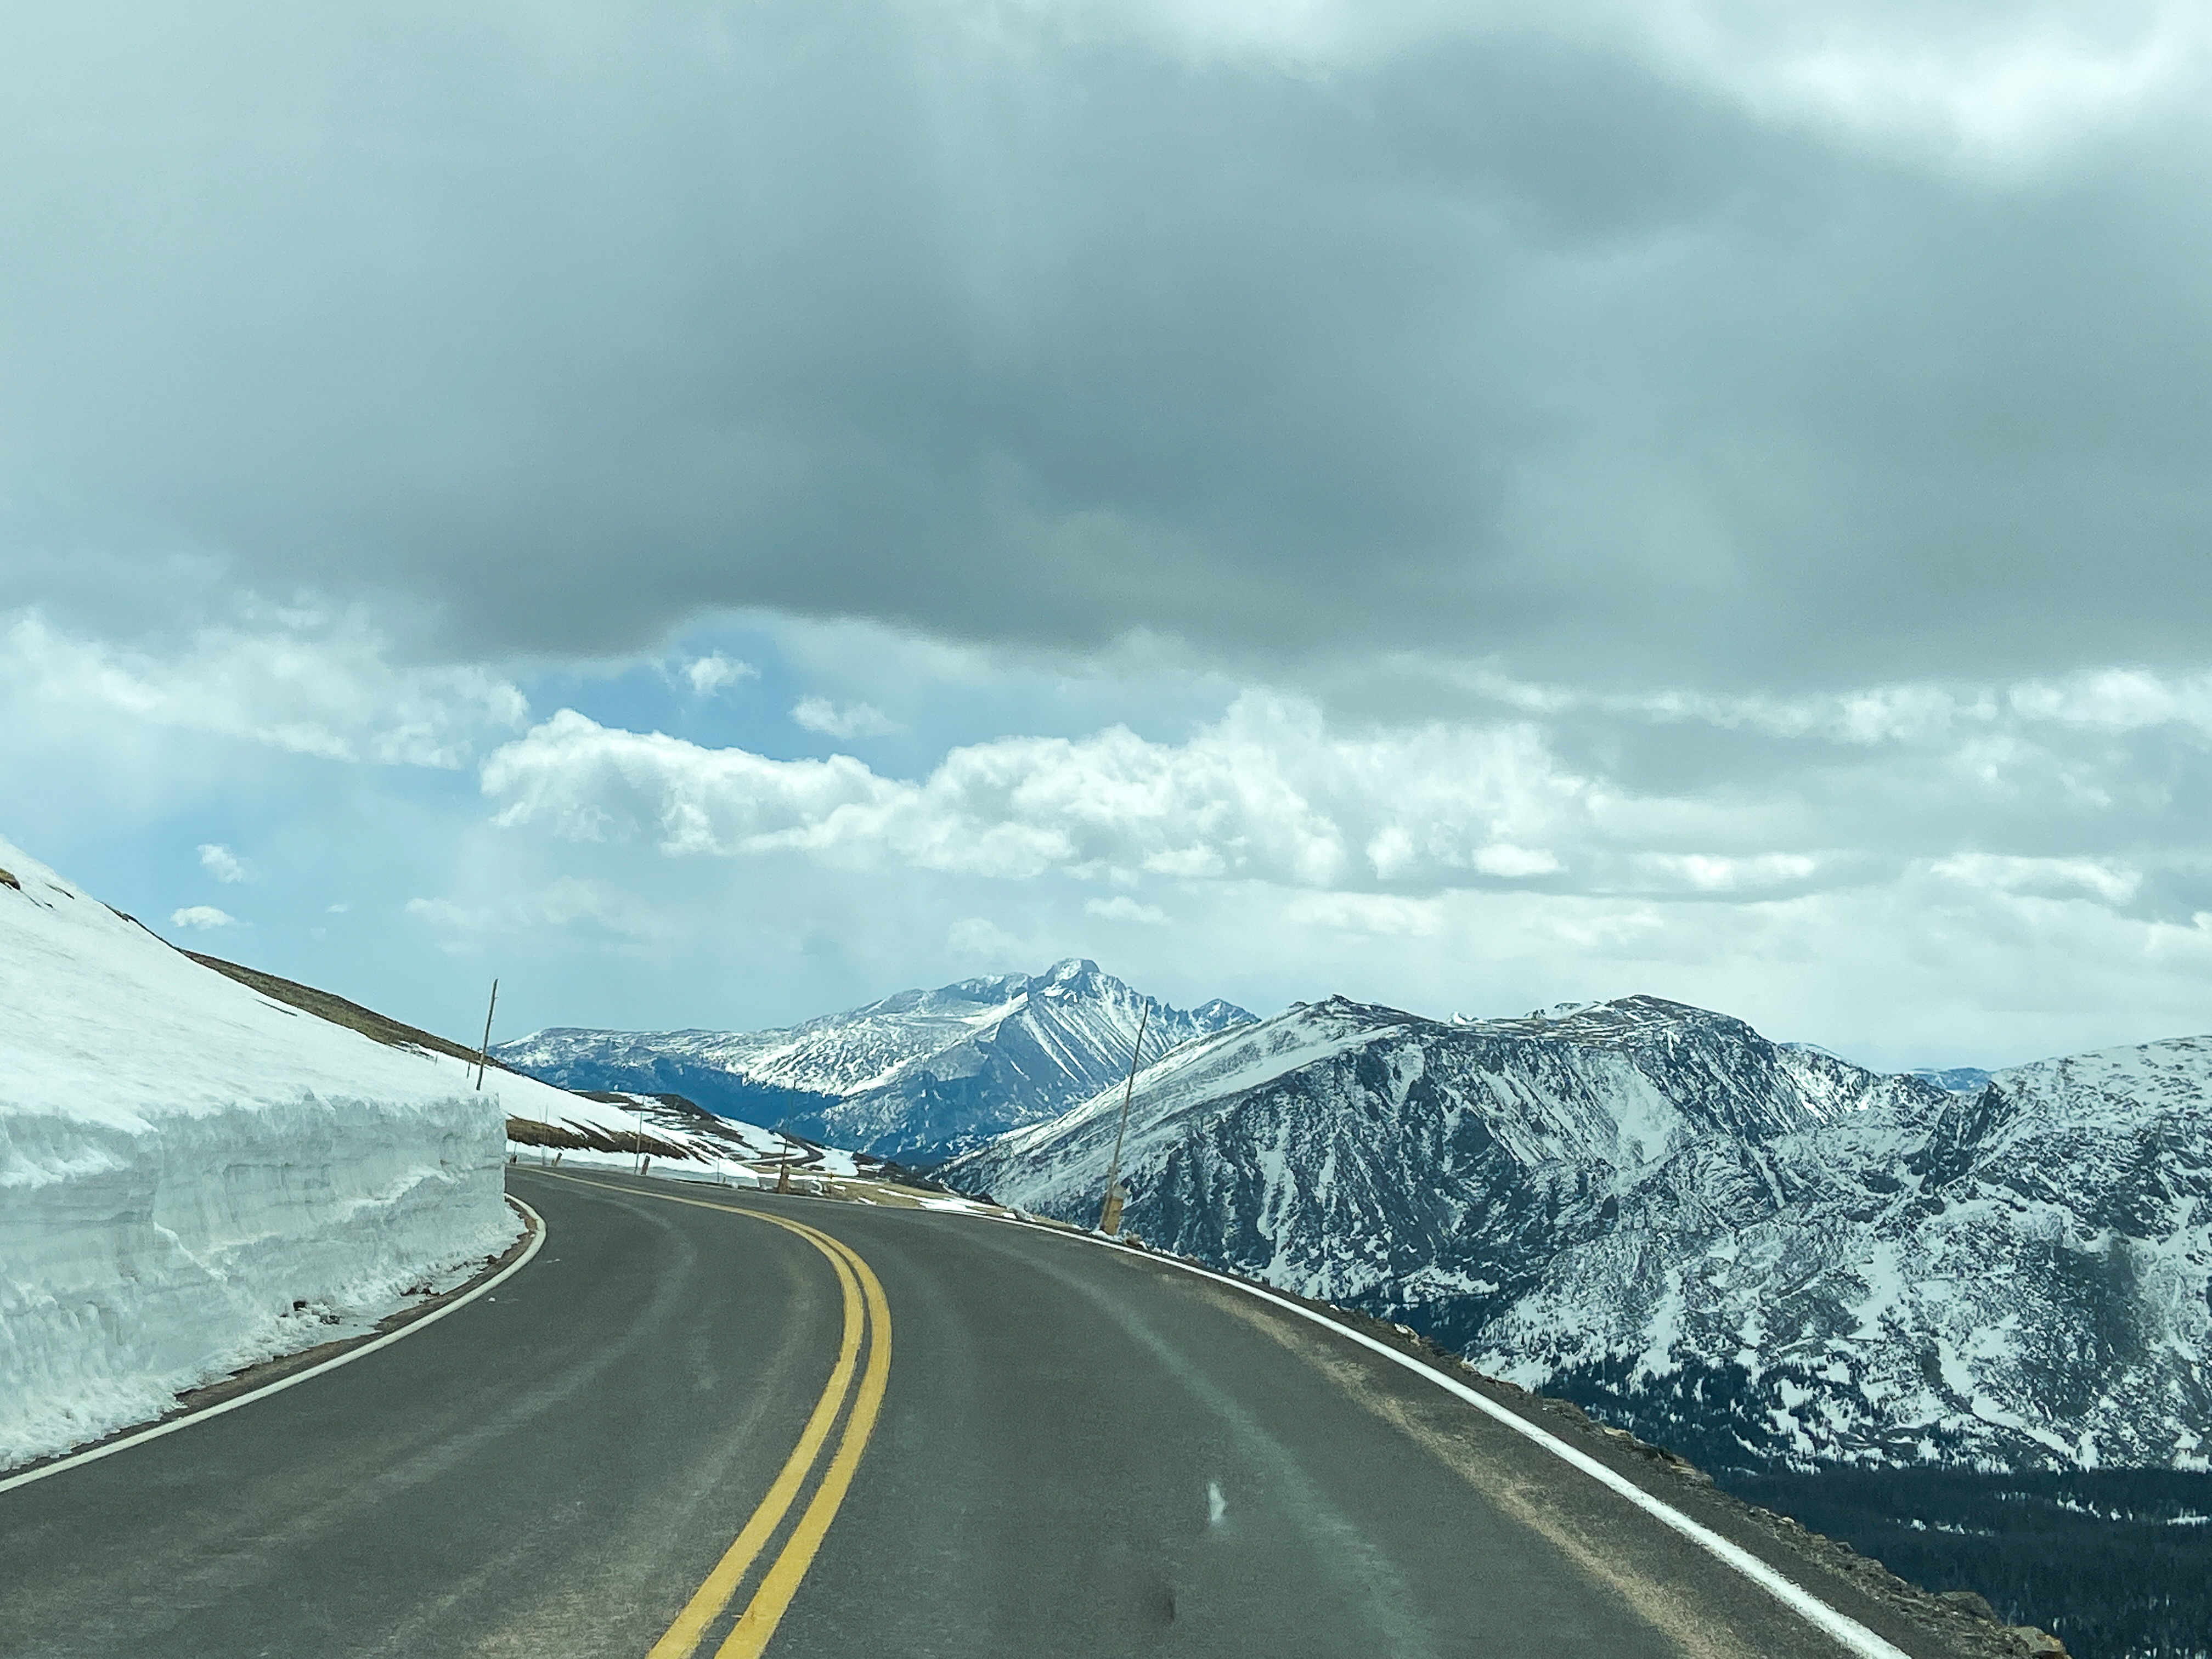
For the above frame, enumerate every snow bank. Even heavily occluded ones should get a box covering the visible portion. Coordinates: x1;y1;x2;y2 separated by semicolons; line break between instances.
0;834;522;1471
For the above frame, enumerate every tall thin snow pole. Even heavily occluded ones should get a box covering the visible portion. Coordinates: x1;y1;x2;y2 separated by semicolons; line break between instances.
474;979;499;1090
1097;1002;1150;1233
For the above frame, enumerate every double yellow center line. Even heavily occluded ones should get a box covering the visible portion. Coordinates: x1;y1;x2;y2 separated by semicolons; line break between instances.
544;1173;891;1659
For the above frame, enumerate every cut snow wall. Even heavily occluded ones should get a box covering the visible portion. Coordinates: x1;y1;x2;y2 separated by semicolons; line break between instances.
0;833;516;1470
1;1098;511;1470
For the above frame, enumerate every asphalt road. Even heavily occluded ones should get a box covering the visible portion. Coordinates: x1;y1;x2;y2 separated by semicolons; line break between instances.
0;1168;1972;1658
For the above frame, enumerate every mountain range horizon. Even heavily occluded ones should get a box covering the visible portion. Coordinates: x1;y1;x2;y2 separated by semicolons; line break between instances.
504;955;2006;1091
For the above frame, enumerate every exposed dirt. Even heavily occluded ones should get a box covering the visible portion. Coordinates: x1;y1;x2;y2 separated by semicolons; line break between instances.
503;1115;703;1162
184;955;729;1163
186;950;506;1071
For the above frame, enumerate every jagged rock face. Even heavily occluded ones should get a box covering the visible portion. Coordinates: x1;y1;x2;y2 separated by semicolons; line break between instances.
495;960;1252;1166
949;998;2212;1475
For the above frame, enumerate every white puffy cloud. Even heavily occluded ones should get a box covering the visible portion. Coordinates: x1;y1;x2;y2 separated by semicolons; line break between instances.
791;697;902;739
1232;871;2212;1068
1628;852;1822;894
1471;843;1565;879
168;905;237;930
445;645;2212;1071
1;607;528;769
483;693;1581;891
478;663;2212;929
9;603;2166;1069
197;843;248;883
2007;667;2212;732
684;654;759;696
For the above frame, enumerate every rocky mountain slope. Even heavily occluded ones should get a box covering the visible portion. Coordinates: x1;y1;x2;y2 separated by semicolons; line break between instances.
947;995;2212;1476
496;959;1251;1166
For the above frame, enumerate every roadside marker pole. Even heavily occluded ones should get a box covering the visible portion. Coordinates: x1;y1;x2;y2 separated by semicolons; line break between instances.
1096;1002;1150;1234
473;979;499;1090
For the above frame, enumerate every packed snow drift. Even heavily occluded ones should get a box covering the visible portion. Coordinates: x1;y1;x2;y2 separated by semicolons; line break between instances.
0;833;527;1471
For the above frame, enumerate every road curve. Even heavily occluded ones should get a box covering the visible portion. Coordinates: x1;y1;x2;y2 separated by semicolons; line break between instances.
1;1169;1968;1658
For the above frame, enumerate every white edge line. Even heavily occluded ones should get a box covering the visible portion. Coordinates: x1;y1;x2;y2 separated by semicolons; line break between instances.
0;1197;548;1499
1031;1221;1916;1659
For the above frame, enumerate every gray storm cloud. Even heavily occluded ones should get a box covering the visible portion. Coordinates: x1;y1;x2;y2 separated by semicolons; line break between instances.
3;0;2209;692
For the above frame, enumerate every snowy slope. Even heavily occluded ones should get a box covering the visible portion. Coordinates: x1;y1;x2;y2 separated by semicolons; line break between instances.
957;992;1933;1235
172;951;850;1182
506;1089;865;1180
0;834;534;1470
498;959;1252;1165
949;995;2212;1474
1911;1066;1995;1095
1488;1036;2212;1473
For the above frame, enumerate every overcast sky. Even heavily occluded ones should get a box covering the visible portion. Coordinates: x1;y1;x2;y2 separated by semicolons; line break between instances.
7;0;2212;1070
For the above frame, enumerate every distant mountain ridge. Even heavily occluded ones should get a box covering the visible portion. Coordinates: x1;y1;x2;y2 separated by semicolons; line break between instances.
947;994;2212;1477
496;959;1252;1166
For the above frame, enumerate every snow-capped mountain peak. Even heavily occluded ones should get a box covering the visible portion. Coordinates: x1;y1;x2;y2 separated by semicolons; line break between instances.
496;961;1254;1166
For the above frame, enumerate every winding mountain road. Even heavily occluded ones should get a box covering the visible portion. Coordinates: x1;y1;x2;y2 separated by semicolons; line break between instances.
0;1169;1980;1657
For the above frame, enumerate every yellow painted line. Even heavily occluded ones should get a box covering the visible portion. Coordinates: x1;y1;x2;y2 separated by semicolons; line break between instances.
529;1171;890;1658
643;1227;862;1659
715;1220;891;1659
